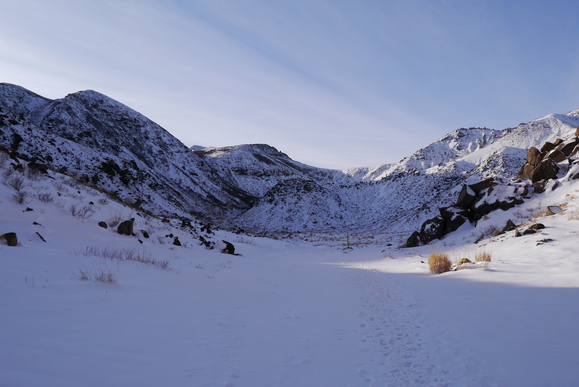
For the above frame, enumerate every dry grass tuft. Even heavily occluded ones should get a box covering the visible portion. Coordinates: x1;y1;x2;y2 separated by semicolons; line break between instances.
475;251;492;270
428;253;452;275
475;251;492;262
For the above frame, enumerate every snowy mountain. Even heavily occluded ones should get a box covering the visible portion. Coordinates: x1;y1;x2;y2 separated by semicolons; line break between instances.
1;83;579;236
2;83;579;386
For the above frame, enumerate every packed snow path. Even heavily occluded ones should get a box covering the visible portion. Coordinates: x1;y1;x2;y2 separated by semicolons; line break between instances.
4;232;579;386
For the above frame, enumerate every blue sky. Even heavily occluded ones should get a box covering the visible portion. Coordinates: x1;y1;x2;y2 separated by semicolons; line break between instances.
1;0;578;169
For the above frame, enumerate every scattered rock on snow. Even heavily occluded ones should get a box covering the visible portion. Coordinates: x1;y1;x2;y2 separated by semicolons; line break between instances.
117;218;135;236
2;232;18;246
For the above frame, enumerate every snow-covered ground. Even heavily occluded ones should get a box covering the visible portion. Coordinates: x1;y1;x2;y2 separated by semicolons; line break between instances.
1;158;579;387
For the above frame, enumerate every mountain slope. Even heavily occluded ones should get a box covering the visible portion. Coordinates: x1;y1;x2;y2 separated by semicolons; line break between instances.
0;83;255;222
1;83;578;234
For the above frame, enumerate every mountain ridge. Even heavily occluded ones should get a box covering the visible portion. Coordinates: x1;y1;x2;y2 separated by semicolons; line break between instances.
1;83;578;234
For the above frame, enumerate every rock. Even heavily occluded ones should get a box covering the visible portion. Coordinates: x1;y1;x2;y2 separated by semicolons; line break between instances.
576;126;579;137
531;159;559;183
469;178;496;194
173;236;181;246
2;232;18;246
532;181;546;193
419;216;445;245
546;206;562;216
514;229;522;237
522;229;537;235
557;138;579;156
540;141;556;153
502;219;517;232
117;218;135;236
528;223;545;230
217;240;235;254
517;163;536;179
526;146;542;166
98;221;108;229
141;230;150;238
444;214;468;234
456;185;476;209
545;149;567;163
405;231;421;248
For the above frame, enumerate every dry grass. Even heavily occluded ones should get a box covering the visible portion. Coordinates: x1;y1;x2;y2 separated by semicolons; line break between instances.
475;251;492;270
428;253;452;275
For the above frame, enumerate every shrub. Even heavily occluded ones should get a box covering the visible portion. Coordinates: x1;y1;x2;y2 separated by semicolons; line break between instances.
12;191;31;205
428;253;452;275
38;193;54;203
6;175;25;191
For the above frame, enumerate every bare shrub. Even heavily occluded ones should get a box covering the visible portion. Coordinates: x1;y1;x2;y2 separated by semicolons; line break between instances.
428;253;452;275
52;180;66;192
38;193;54;203
69;204;95;219
74;246;171;271
94;270;117;284
24;166;43;181
108;210;125;228
12;191;31;205
97;197;110;206
76;268;91;281
7;175;25;191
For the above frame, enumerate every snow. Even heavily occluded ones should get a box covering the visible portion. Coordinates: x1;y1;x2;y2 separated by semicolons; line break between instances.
2;153;579;387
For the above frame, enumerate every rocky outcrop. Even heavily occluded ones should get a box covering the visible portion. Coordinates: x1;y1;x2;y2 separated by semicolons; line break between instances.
406;178;528;247
518;135;579;182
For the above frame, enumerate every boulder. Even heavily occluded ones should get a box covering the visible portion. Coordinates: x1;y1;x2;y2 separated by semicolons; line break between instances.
526;147;542;166
558;138;579;156
528;223;545;230
545;149;566;163
2;232;18;246
217;240;235;254
456;185;476;209
98;221;108;229
405;231;421;248
517;163;535;179
419;216;445;245
117;218;135;236
173;236;181;246
546;206;562;216
469;178;495;194
531;159;559;183
540;141;556;153
502;219;517;232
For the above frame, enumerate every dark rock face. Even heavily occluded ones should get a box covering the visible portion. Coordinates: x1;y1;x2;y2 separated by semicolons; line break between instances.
117;218;135;236
405;231;421;248
2;232;18;246
531;159;559;183
406;177;529;246
419;216;446;245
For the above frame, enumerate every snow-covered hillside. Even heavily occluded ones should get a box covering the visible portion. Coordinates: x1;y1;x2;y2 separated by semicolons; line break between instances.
2;143;579;386
1;82;579;236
